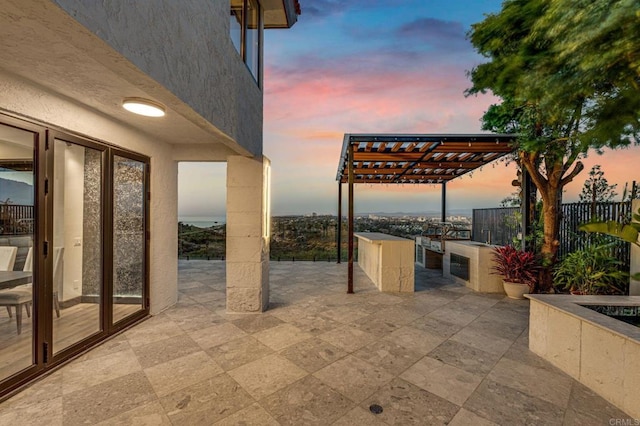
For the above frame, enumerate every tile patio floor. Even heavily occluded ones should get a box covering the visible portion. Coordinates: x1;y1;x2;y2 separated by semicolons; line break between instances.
0;260;632;425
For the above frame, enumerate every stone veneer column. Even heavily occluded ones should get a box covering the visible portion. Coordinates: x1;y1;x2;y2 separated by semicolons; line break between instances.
226;156;270;312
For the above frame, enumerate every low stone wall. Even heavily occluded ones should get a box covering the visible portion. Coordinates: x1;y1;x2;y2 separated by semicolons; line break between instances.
527;295;640;419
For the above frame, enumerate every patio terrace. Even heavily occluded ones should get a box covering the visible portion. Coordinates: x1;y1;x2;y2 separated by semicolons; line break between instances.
0;260;631;425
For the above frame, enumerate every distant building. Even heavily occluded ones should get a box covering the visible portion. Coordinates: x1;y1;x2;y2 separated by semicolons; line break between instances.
0;0;299;397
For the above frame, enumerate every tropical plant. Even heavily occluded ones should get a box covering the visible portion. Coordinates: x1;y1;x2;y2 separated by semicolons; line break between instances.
491;245;539;291
466;0;640;290
553;244;628;295
580;207;640;280
580;218;639;247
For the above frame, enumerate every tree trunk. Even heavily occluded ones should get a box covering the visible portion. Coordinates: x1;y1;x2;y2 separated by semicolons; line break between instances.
519;151;582;292
538;185;561;292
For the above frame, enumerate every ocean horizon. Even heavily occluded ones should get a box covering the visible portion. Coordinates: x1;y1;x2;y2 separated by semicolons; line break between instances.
179;216;226;227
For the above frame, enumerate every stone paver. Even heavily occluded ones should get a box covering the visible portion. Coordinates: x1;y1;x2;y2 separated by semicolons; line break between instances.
0;260;632;424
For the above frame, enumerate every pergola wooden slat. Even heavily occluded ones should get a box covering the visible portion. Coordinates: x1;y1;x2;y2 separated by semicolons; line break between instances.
335;133;516;293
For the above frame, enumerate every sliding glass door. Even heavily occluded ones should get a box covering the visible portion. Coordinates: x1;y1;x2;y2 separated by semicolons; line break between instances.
51;137;104;355
0;120;39;382
0;114;149;398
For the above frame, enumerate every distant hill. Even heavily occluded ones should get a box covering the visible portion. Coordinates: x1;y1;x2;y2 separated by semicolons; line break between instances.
0;177;33;205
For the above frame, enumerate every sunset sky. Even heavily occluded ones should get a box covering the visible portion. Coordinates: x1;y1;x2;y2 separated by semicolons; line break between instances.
178;0;639;218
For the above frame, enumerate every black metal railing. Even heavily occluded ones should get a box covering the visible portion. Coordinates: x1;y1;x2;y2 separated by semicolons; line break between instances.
472;201;632;268
0;204;34;235
558;202;632;263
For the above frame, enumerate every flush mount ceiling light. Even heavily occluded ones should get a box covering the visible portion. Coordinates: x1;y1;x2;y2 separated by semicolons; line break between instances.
122;98;166;117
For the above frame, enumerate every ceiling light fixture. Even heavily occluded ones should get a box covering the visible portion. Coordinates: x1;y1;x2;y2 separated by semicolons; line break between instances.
122;98;166;117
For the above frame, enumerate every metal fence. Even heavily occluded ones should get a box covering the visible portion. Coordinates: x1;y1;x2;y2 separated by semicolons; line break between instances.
558;202;632;263
472;201;632;268
472;207;520;246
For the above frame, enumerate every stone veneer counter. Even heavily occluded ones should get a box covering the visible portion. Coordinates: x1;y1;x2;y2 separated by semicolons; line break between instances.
355;232;414;293
443;240;504;294
526;294;640;419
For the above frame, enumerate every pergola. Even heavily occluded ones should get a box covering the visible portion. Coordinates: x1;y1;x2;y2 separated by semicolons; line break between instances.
335;133;517;293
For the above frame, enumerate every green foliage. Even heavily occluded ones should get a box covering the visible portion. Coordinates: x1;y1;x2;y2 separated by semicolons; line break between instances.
579;207;640;246
467;0;640;286
500;190;521;207
534;0;640;147
580;207;640;281
578;165;618;203
553;243;628;294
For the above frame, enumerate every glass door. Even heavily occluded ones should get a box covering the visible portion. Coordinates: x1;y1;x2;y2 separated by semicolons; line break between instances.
0;121;39;382
0;114;150;399
112;153;148;324
51;136;104;355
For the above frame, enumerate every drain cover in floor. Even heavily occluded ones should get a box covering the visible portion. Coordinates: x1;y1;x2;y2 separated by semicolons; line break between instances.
369;404;383;414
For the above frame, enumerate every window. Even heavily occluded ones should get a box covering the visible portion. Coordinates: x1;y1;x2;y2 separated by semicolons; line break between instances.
230;0;242;54
230;0;262;84
245;0;260;80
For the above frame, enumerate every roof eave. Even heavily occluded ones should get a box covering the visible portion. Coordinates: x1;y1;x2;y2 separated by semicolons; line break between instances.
263;0;300;29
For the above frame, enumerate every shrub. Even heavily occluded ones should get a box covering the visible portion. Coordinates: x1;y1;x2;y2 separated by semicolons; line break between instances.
491;245;539;291
553;244;628;295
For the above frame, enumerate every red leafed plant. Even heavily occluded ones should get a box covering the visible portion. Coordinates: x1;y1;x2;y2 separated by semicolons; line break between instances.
491;245;539;291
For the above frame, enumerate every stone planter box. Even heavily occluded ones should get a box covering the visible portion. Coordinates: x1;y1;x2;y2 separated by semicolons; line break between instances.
526;294;640;419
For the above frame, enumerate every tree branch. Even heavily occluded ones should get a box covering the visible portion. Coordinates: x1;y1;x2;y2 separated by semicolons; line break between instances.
560;161;585;187
519;150;548;197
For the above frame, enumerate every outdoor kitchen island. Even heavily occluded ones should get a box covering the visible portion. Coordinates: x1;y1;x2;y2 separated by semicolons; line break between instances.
355;232;415;292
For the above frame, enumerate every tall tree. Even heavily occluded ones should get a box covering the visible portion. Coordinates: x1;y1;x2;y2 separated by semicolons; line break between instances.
578;165;618;204
467;0;640;290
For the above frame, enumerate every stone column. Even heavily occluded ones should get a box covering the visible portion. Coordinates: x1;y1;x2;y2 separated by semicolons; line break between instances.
226;155;270;312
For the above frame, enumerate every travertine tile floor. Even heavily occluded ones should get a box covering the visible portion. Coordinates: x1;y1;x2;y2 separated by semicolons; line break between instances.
0;260;632;425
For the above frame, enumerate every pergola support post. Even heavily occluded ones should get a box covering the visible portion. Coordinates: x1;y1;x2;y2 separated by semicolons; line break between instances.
337;182;342;263
348;142;354;294
441;182;447;223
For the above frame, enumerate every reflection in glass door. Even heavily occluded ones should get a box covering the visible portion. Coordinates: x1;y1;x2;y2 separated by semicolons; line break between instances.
52;138;103;354
0;123;36;381
112;155;146;323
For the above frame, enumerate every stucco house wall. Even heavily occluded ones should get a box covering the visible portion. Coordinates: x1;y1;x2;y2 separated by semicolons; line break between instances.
52;0;264;156
0;68;178;314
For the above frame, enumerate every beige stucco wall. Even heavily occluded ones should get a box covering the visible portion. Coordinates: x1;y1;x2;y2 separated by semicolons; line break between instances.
0;69;178;315
52;0;264;157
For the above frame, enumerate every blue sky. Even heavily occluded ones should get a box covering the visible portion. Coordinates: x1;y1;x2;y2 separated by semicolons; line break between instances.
178;0;639;218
